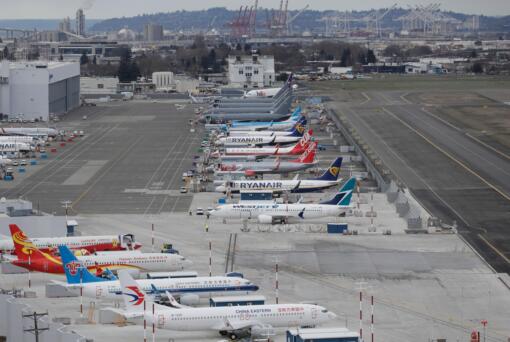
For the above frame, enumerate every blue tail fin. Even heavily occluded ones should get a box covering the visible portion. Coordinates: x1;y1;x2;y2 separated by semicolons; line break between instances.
320;178;356;206
289;119;307;137
290;106;302;120
58;245;111;284
314;157;343;181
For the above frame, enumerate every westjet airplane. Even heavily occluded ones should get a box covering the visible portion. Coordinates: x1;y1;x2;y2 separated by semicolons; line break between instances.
55;246;258;304
113;270;335;340
216;157;342;194
211;177;356;224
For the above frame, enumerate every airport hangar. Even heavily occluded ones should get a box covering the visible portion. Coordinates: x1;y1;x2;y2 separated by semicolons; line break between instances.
0;61;80;121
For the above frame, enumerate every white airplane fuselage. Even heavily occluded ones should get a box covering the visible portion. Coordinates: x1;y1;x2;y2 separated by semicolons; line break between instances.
216;179;341;193
211;203;346;221
142;303;334;332
71;276;257;300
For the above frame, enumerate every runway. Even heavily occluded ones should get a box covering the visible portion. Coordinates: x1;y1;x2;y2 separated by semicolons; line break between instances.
330;89;510;273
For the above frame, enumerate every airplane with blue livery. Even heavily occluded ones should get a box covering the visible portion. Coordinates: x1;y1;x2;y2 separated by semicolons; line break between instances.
215;157;343;194
54;245;259;306
220;106;303;132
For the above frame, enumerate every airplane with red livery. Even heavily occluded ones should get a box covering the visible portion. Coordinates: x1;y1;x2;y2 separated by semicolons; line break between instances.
0;229;141;255
223;130;313;157
219;142;318;175
5;224;191;276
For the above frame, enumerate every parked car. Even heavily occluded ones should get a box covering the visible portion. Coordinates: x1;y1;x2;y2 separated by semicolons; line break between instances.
196;208;204;215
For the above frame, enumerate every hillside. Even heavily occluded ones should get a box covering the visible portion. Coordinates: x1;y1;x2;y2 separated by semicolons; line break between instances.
90;7;510;34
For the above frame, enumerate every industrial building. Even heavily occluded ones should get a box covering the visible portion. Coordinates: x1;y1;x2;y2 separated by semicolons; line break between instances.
0;61;80;121
76;9;85;37
227;54;275;88
144;23;164;41
152;71;174;91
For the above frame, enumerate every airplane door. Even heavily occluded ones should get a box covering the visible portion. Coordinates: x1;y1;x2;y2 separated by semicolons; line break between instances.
96;285;102;298
311;307;317;320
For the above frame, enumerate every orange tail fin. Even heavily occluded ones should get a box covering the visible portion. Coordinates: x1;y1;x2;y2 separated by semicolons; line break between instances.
9;224;46;261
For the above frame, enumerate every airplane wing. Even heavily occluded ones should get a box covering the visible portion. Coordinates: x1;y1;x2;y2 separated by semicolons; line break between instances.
50;280;82;289
292;180;302;192
212;317;264;331
293;174;299;180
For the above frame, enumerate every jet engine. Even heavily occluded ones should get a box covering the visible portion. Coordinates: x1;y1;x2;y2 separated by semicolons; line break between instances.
257;215;273;224
179;294;200;306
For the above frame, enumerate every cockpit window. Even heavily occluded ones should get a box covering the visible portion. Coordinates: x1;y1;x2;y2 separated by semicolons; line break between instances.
321;309;328;313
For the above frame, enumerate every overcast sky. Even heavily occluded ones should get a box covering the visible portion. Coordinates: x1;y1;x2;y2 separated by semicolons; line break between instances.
1;0;509;19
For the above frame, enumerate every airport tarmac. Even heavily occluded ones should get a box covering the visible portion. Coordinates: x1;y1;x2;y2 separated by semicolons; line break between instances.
1;90;509;342
0;102;202;215
309;76;510;273
5;210;509;342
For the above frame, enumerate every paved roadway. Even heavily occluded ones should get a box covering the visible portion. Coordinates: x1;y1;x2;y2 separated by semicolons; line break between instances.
331;90;510;273
0;102;201;215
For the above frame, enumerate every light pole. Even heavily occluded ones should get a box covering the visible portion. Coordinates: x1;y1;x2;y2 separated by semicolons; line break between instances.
481;320;487;342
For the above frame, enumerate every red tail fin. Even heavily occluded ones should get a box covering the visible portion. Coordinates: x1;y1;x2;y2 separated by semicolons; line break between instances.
9;224;45;261
296;142;317;163
289;130;313;154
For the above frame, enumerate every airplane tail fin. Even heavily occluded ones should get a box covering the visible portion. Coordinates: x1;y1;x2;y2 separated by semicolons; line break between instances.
296;141;317;163
289;106;301;120
58;245;112;284
9;224;46;261
320;177;357;206
118;270;146;313
289;119;306;137
314;157;343;181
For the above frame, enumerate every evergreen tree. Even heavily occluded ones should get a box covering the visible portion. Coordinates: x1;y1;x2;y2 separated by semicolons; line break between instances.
80;52;89;65
367;49;377;64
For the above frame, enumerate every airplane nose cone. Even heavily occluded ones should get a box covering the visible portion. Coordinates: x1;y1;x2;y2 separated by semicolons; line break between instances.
182;259;193;268
215;186;226;193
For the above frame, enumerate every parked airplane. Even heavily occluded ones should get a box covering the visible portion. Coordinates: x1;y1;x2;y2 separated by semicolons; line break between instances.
0;127;58;138
223;118;306;137
219;142;318;175
0;226;141;254
215;127;305;147
56;246;258;304
0;136;42;145
224;130;312;156
226;107;302;131
216;157;343;194
211;177;356;224
6;225;191;276
244;73;295;98
114;270;335;340
0;141;32;152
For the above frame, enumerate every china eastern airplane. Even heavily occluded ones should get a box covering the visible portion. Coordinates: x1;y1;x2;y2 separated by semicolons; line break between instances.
216;157;343;194
219;142;317;175
113;270;335;340
211;177;356;224
0;226;141;255
224;130;312;156
55;246;258;304
5;225;191;276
